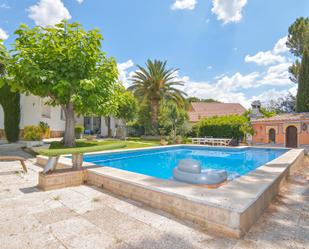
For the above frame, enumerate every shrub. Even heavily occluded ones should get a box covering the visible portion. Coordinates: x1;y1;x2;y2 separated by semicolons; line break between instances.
23;125;43;141
74;125;84;134
75;125;84;139
0;83;20;142
194;115;250;140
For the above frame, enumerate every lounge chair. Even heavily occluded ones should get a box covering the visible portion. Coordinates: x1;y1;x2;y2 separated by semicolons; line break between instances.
0;156;28;173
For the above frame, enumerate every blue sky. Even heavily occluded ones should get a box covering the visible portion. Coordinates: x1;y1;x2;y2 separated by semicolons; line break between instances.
0;0;308;107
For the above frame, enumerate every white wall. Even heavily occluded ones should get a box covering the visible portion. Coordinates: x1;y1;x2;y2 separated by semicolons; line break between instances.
20;94;66;131
100;117;124;137
1;94;122;136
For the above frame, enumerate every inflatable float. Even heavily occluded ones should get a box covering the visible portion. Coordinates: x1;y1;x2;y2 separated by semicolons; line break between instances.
173;159;227;185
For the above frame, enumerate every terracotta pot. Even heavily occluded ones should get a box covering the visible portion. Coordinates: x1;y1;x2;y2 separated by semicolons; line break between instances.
160;139;168;146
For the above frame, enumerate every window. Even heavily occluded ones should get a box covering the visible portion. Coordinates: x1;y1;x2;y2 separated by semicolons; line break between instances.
41;101;51;118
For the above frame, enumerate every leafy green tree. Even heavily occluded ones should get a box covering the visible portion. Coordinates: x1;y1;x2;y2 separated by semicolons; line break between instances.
287;17;309;57
158;102;188;140
129;59;186;132
286;17;309;84
114;84;137;122
296;49;309;112
7;21;119;147
244;107;276;119
0;41;9;83
137;101;153;135
187;97;220;103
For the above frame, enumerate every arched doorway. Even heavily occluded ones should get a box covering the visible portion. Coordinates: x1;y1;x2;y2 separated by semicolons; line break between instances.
286;126;298;148
268;128;276;144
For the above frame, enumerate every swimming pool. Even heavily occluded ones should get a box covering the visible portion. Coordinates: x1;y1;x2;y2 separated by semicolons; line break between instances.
82;146;288;180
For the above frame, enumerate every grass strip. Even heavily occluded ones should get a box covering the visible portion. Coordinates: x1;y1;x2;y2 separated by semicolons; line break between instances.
38;142;127;157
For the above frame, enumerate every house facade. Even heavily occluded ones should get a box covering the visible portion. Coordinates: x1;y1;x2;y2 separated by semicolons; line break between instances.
251;113;309;149
188;102;246;123
0;94;123;140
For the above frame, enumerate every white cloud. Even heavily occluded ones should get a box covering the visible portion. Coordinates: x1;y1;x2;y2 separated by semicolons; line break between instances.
258;62;292;86
273;36;289;54
117;60;135;88
245;51;286;66
171;0;197;10
76;0;84;4
245;36;290;66
0;3;10;9
174;59;293;108
27;0;71;27
0;28;8;40
249;88;295;107
216;72;260;89
211;0;247;24
178;76;249;107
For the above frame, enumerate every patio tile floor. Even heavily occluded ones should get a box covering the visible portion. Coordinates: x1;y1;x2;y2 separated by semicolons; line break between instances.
0;153;308;249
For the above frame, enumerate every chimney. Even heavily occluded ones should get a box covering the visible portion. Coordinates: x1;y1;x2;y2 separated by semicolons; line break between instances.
250;100;264;119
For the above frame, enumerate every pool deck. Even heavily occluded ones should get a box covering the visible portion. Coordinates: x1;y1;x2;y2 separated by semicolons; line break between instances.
0;150;308;248
37;145;305;237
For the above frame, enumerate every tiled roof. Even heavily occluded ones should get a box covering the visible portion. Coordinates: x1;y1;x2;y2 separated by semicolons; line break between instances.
251;113;309;123
188;102;246;122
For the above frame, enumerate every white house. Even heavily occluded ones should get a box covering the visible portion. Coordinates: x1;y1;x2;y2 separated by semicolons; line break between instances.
0;94;123;140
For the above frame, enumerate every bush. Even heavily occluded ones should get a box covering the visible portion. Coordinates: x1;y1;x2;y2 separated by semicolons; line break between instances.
75;125;84;139
194;115;249;140
74;125;84;134
23;125;43;141
0;83;20;142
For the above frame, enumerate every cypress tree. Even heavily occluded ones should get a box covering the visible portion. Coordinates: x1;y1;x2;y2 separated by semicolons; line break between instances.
0;83;20;142
296;49;309;112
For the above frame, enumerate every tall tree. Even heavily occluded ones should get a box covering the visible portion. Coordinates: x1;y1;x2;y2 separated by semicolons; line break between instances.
7;21;119;147
0;83;20;142
296;49;309;112
0;41;8;81
286;17;309;83
129;59;186;132
266;93;296;113
158;101;188;141
0;42;20;143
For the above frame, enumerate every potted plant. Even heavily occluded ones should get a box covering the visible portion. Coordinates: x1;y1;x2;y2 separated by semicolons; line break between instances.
176;135;182;144
39;121;50;139
160;137;168;146
75;125;84;139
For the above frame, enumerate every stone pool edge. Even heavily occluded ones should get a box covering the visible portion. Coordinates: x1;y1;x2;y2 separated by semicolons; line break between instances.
36;146;304;238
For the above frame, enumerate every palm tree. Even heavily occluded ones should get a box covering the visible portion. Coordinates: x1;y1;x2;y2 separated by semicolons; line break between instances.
129;59;186;130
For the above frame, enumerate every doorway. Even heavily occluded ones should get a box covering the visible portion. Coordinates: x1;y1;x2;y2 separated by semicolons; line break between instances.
285;126;298;148
268;128;276;144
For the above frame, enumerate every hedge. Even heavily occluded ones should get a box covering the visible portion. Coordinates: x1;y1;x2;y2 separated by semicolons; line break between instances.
0;83;20;142
194;115;249;139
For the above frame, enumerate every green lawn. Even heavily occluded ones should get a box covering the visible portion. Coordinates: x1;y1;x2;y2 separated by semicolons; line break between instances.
39;138;161;156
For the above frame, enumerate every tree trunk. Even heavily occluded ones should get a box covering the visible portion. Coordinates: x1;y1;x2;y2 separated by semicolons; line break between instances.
63;102;76;147
151;98;159;131
107;116;111;137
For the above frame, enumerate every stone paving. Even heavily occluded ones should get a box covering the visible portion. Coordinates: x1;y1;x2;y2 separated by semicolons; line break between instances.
0;153;308;249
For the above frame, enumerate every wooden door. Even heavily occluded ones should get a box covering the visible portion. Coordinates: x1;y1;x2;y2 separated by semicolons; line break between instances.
286;126;298;148
268;129;276;144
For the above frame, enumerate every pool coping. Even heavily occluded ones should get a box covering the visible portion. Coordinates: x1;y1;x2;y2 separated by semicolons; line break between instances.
36;145;304;238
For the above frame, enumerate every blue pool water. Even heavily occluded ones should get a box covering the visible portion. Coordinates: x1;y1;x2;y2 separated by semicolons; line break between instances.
82;146;287;180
